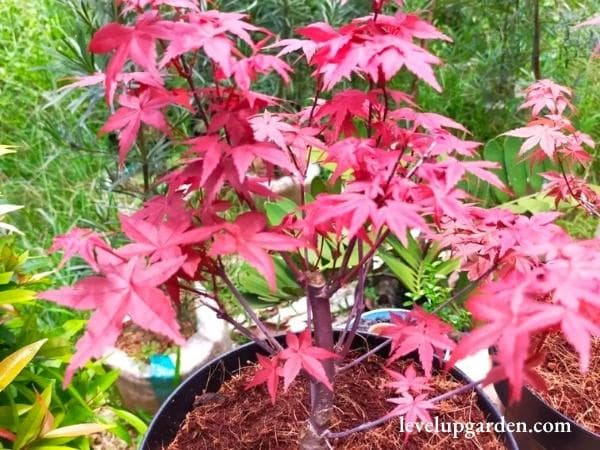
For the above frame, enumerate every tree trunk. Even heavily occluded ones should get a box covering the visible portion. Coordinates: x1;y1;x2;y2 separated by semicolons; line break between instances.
532;0;542;80
300;272;335;450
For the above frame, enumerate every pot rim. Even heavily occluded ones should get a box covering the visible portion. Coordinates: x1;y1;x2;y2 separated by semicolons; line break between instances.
142;332;518;449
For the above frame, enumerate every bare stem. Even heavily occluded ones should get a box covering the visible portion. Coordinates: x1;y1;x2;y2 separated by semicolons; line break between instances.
336;248;368;358
218;267;283;352
301;272;335;449
338;338;391;373
324;378;484;440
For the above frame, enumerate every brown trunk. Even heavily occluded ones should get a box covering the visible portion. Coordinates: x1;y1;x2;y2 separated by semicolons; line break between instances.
300;272;335;450
532;0;542;80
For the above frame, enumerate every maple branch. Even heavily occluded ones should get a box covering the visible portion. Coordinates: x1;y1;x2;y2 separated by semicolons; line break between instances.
557;156;600;218
337;236;357;274
323;378;484;440
328;229;390;297
179;56;211;130
218;267;283;352
338;338;391;373
138;125;151;198
430;263;498;314
336;245;368;358
308;77;323;125
180;284;273;354
304;271;336;446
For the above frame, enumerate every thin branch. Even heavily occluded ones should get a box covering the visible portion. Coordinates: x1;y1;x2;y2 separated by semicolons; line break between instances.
218;267;283;352
557;156;600;218
180;284;273;354
338;339;391;373
179;56;211;129
324;378;484;440
336;245;368;358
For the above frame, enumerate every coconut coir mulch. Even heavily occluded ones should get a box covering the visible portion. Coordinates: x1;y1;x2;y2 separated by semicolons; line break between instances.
168;356;506;449
116;300;197;361
533;332;600;434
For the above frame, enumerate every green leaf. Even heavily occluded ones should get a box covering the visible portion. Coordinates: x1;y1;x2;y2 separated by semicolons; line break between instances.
41;423;110;439
0;288;36;305
0;271;13;284
379;252;416;292
110;408;147;435
264;198;298;226
13;384;52;450
0;339;47;392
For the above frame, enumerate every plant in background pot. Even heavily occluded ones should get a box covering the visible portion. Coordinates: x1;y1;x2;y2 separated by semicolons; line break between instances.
39;0;600;448
489;17;600;449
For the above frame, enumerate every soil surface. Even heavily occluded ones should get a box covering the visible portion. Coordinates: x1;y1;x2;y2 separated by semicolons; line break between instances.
532;332;600;434
115;300;197;362
168;355;506;449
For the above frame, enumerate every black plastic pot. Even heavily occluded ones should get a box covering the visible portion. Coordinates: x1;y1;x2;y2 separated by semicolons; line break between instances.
142;333;519;449
495;380;600;450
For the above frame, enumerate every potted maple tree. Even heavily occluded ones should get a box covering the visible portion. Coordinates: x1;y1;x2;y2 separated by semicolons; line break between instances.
39;0;600;448
489;17;600;450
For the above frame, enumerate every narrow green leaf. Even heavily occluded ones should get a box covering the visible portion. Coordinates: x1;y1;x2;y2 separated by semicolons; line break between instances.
379;253;416;292
0;339;47;392
0;288;36;305
110;408;147;435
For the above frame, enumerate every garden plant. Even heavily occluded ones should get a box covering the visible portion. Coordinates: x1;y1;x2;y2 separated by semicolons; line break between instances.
36;0;600;448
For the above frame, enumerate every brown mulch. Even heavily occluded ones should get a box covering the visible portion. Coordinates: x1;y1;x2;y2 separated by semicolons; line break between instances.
115;301;197;361
168;356;506;450
532;332;600;434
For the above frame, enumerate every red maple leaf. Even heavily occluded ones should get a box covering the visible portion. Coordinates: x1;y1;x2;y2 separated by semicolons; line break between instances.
280;329;338;391
100;87;176;164
380;307;455;377
246;354;282;404
386;393;435;424
385;365;432;395
39;256;186;384
89;12;186;100
208;212;301;290
49;228;110;270
118;214;218;276
503;120;570;159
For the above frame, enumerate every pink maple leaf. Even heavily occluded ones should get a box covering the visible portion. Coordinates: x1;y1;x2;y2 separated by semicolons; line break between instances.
246;354;282;404
503;119;571;159
49;228;111;271
385;365;432;395
39;256;186;385
100;87;175;164
250;111;296;149
208;212;301;290
118;214;217;276
89;12;186;101
379;307;455;377
386;393;435;425
280;329;338;391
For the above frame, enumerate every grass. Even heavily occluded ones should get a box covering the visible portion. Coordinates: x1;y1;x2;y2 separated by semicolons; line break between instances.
0;0;117;280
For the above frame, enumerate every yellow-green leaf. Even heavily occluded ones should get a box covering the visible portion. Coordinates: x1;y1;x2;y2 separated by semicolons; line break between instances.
0;340;47;392
41;423;110;439
13;385;52;450
0;288;36;305
0;145;17;156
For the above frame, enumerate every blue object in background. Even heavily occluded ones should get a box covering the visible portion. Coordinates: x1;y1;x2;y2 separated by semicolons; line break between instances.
149;355;177;403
